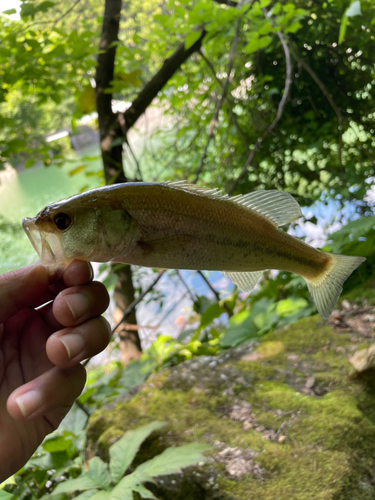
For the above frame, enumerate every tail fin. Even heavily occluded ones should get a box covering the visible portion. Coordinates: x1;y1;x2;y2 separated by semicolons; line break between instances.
305;253;366;320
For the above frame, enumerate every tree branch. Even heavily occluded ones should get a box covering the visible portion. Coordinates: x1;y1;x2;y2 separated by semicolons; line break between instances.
176;270;197;302
289;43;343;171
112;271;165;334
52;0;83;28
123;31;206;131
199;48;253;165
197;271;232;317
193;10;242;183
13;0;84;35
212;0;239;6
153;291;190;330
118;112;143;180
229;28;292;194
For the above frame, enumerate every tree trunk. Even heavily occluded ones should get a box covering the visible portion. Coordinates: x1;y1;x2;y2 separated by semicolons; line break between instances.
95;0;140;363
112;264;142;365
95;0;126;183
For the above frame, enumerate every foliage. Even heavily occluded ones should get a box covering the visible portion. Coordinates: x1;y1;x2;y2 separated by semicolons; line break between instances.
1;419;211;500
0;0;98;167
148;0;375;211
1;0;375;210
323;215;375;291
0;216;23;259
50;421;210;500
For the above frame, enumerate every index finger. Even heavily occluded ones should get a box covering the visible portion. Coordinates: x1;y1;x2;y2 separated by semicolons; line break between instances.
48;260;94;296
0;265;50;323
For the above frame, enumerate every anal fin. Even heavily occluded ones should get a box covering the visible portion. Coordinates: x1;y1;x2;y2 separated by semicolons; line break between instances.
223;271;263;292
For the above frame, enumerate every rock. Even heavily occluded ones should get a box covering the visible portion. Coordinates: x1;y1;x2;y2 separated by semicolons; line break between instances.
349;344;375;373
87;309;375;499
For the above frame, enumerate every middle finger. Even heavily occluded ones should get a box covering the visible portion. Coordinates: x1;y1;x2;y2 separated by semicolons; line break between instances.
53;281;110;327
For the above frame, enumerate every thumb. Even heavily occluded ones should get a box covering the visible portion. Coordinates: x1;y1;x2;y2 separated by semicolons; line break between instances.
0;265;50;323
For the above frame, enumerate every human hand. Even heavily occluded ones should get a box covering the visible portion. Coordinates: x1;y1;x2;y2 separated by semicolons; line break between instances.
0;260;110;481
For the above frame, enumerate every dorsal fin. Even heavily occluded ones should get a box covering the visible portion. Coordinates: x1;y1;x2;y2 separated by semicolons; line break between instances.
230;190;303;226
163;181;303;227
163;180;229;199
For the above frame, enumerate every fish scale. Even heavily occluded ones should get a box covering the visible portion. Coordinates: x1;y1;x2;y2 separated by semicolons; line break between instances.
22;181;366;320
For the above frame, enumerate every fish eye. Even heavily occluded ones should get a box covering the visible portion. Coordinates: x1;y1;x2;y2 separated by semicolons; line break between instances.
53;212;72;231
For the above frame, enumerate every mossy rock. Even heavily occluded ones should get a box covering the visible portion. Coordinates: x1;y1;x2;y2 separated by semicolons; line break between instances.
87;310;375;500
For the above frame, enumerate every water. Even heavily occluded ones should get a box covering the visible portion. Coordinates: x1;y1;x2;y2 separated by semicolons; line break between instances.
0;147;103;273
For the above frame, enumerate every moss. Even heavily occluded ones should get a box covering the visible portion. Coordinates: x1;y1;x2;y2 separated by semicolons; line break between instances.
219;449;349;500
255;341;285;358
235;360;278;379
87;296;375;499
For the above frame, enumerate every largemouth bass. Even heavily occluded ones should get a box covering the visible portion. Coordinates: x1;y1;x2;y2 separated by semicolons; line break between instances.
22;181;365;319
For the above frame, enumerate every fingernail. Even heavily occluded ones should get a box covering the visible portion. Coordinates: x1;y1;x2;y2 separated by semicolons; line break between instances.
58;334;85;360
16;390;43;418
62;292;89;320
87;262;94;281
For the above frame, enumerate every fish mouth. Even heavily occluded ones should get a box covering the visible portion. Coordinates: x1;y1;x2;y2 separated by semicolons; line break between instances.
22;217;65;266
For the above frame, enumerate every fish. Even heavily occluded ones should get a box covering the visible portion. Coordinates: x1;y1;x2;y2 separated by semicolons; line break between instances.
22;181;366;319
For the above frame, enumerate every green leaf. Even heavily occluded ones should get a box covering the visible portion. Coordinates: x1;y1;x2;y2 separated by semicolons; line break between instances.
339;14;347;44
229;310;250;326
86;457;111;489
193;295;216;315
245;36;272;54
109;472;150;500
59;402;88;435
53;476;98;495
7;139;25;153
78;86;96;114
115;69;142;87
136;442;212;477
37;1;55;12
0;491;14;500
51;459;111;495
346;0;361;17
42;432;75;454
132;484;159;499
258;22;272;35
285;20;301;34
26;450;73;474
199;303;223;330
25;159;35;169
340;0;362;43
109;421;167;484
185;31;201;50
220;319;258;347
1;8;17;15
276;298;308;317
86;492;111;500
72;490;101;500
117;359;150;390
103;272;118;290
0;476;16;488
69;165;86;176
